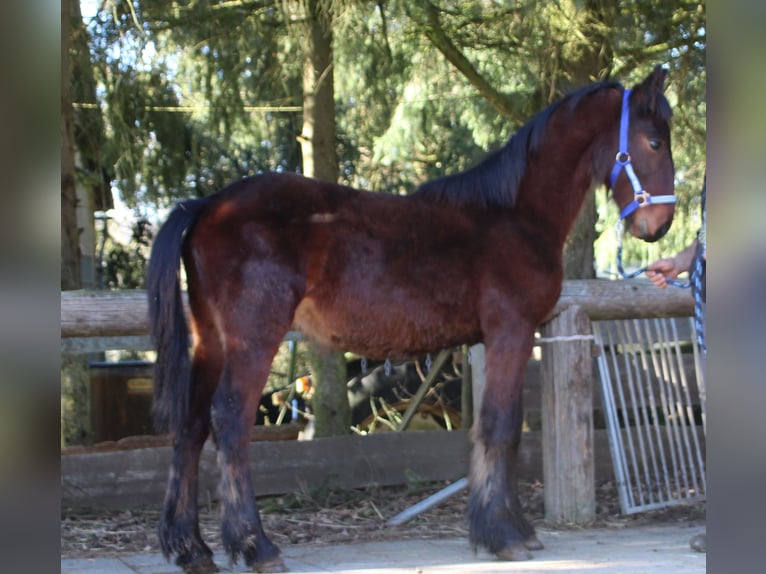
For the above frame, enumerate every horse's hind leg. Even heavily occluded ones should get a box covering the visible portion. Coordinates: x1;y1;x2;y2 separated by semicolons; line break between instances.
159;332;222;574
211;332;286;572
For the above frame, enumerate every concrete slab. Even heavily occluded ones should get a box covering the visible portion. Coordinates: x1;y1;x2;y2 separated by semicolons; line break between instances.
61;556;139;574
61;522;706;573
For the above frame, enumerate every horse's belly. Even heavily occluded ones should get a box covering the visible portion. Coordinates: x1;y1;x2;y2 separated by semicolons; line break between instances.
293;294;480;359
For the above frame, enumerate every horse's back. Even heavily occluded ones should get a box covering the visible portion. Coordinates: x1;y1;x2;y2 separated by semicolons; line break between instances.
182;171;564;358
181;172;489;356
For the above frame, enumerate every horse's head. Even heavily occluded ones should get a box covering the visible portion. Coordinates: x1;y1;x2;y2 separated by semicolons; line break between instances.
610;66;675;242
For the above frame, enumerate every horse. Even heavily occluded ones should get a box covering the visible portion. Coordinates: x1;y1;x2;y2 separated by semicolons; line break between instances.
147;65;675;573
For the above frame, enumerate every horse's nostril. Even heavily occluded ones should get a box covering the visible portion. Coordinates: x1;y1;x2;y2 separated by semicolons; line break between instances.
642;220;671;243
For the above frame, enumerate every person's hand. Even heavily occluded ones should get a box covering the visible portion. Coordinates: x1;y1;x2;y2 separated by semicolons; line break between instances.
646;257;678;289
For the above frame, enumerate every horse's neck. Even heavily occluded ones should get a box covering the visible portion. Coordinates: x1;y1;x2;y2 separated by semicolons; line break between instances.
516;91;618;249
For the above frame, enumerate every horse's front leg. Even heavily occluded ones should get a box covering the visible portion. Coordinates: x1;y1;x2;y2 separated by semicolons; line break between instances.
468;332;542;561
211;344;286;573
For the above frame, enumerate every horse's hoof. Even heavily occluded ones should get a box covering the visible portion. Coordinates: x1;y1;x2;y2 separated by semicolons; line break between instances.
253;555;288;573
496;542;533;561
524;535;544;550
180;555;218;574
689;532;706;553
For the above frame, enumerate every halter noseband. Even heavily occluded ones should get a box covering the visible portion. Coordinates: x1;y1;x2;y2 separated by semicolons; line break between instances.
610;88;676;220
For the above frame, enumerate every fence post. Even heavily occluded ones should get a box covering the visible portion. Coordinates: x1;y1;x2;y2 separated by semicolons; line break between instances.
540;305;595;524
468;343;486;425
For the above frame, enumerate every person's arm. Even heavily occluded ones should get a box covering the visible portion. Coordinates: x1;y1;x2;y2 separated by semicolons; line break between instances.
646;239;698;289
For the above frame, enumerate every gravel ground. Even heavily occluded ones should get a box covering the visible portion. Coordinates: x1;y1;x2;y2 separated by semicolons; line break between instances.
60;479;705;559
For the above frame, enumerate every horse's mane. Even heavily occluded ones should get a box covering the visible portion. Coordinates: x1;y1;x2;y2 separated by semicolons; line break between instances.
413;80;622;209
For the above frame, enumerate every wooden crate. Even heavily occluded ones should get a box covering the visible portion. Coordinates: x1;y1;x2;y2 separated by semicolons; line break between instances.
89;361;155;442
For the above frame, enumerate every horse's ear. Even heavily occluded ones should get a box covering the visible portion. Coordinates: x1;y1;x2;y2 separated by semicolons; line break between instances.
631;65;668;113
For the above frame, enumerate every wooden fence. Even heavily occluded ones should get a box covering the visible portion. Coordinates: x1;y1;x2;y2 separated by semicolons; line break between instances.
61;280;693;341
61;280;694;521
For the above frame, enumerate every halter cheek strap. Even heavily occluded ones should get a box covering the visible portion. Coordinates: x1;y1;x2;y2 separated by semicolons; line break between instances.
610;88;676;219
611;87;688;289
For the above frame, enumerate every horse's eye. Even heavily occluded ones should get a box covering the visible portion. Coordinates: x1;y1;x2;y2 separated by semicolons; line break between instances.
649;139;662;151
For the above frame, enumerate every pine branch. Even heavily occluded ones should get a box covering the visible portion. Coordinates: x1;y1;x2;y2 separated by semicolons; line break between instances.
417;2;527;124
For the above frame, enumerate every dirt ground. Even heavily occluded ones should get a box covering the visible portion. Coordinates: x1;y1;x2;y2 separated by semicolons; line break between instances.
60;479;705;559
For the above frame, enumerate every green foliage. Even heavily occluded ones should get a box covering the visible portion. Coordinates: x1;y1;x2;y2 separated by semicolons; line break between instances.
267;341;312;391
101;218;153;289
75;0;706;271
61;355;92;447
84;0;305;207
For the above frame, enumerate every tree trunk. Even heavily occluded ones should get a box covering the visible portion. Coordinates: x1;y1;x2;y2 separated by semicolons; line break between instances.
61;353;92;447
61;0;81;291
563;194;596;280
61;0;93;446
294;0;350;437
298;0;339;183
559;1;616;279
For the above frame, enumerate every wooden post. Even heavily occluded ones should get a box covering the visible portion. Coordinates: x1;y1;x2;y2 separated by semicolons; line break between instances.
397;349;451;432
460;345;474;429
540;305;595;524
468;343;486;425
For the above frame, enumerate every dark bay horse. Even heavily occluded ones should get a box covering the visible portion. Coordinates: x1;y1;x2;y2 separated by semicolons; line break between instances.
148;66;675;573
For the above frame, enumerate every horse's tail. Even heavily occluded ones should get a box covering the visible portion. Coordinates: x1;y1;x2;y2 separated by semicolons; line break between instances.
147;197;210;436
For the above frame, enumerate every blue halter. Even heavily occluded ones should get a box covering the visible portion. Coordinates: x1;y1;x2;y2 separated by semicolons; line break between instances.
610;88;676;219
612;88;688;289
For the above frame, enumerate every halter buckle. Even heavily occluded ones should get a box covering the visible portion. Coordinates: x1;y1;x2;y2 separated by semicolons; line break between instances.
615;151;630;165
634;190;649;206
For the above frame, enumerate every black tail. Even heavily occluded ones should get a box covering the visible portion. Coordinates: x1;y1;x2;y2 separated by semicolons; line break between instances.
147;197;210;435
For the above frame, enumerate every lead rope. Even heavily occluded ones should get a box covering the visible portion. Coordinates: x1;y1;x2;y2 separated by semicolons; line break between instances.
615;221;706;353
614;221;691;288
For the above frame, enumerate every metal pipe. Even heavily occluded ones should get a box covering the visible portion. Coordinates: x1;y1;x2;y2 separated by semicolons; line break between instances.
385;477;468;526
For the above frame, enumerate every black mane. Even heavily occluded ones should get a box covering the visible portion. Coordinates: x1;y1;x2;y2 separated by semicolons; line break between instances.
414;81;622;209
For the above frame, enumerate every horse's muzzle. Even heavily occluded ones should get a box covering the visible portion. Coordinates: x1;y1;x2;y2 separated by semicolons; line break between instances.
637;218;672;242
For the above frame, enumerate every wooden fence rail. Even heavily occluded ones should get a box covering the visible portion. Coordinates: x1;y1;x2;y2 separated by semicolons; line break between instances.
61;280;696;521
60;279;693;339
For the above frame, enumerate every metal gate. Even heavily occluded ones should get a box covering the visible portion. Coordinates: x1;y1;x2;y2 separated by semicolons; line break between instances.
593;317;706;514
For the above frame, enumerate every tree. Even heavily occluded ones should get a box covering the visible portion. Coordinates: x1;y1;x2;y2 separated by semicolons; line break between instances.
61;0;80;290
537;0;617;279
77;1;705;277
70;0;706;358
290;0;351;437
402;0;705;278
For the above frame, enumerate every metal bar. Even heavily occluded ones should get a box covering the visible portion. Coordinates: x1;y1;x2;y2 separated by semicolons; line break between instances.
614;321;645;507
594;317;706;514
657;318;692;498
386;477;468;526
625;319;661;506
594;321;633;512
396;349;452;432
620;320;654;506
636;319;673;502
646;318;683;500
669;319;700;499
